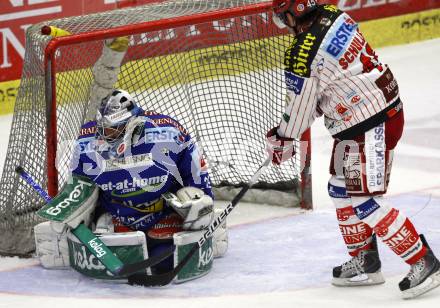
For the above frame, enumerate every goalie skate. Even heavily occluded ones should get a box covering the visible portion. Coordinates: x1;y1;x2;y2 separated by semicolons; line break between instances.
399;235;440;299
332;235;385;287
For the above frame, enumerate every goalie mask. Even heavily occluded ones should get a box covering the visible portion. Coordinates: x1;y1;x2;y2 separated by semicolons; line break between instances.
96;89;141;143
272;0;319;28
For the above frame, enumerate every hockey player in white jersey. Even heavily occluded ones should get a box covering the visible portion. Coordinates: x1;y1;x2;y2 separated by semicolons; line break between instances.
266;0;440;299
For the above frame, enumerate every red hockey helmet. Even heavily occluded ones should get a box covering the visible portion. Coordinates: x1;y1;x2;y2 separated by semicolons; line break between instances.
273;0;319;23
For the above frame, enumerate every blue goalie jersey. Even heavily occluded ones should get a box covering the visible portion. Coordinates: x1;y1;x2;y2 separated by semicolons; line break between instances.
71;111;213;231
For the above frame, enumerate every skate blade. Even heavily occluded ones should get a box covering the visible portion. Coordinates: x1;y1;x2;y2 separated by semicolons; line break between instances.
402;270;440;299
332;272;385;287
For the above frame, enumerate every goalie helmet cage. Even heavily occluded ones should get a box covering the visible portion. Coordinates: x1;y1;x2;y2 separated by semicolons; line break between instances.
0;0;312;256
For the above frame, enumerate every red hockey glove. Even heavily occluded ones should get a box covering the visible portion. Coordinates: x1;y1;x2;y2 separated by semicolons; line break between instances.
266;127;296;165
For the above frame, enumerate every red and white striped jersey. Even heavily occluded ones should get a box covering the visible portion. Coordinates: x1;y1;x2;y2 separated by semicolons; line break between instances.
278;4;401;140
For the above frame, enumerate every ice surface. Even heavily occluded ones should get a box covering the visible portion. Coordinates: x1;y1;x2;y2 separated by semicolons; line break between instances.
0;38;439;307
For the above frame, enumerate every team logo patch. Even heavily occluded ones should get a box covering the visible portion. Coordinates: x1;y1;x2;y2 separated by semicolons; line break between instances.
327;183;348;199
285;71;305;95
346;90;364;105
354;199;380;220
351;95;361;104
117;143;126;155
336;103;352;122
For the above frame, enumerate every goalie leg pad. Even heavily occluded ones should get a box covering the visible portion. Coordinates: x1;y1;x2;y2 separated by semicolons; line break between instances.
34;221;70;269
213;207;228;258
173;230;214;284
67;230;149;281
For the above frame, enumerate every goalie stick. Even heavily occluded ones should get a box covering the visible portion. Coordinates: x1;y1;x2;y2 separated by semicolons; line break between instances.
128;157;271;286
15;166;173;276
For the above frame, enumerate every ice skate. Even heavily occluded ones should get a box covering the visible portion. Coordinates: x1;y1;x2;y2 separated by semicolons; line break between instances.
399;235;440;299
332;235;385;286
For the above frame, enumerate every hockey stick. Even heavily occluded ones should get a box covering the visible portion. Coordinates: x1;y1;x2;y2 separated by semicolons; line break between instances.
15;166;172;276
128;157;272;286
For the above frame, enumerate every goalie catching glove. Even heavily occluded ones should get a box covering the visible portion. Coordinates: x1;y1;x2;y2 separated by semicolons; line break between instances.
163;187;214;230
266;127;296;165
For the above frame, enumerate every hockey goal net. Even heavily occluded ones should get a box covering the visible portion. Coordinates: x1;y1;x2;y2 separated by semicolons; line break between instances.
0;0;311;256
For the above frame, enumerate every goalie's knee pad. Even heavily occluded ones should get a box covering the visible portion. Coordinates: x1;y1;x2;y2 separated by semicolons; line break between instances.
34;221;70;269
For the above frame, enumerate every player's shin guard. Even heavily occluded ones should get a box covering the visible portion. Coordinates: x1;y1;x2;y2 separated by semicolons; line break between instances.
329;177;384;286
351;196;427;265
329;176;373;256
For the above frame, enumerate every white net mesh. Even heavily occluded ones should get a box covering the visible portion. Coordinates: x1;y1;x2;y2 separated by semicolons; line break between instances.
0;0;309;256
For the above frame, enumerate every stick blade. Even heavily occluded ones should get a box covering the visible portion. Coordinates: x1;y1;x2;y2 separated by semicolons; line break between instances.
128;270;176;287
117;246;175;276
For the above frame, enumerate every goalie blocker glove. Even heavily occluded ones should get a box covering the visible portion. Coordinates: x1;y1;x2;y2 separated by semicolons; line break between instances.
266;127;296;165
163;187;214;230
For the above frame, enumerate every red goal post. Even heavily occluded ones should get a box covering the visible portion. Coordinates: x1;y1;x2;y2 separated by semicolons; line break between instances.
44;1;277;197
0;0;312;256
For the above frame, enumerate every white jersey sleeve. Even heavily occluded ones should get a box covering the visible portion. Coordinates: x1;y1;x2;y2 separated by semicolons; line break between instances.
278;71;319;139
